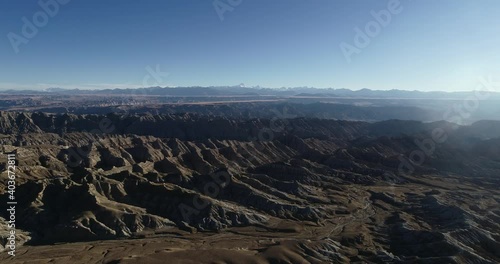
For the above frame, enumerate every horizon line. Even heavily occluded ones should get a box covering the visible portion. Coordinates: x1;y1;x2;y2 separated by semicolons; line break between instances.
0;85;496;94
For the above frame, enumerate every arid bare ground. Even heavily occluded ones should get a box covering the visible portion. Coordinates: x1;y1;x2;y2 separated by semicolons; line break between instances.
0;112;499;263
2;173;498;264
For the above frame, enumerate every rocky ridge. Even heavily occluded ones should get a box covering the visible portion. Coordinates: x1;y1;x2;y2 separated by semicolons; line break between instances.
0;112;499;263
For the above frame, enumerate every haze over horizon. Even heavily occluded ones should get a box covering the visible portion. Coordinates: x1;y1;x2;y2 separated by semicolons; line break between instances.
1;0;499;91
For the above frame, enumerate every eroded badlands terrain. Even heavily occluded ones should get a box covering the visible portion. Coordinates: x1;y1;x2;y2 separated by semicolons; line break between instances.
0;111;499;263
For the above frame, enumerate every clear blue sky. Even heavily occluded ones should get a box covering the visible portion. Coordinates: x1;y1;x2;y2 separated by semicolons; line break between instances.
0;0;499;91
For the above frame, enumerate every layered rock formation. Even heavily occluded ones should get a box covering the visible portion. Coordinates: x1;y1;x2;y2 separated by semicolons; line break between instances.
0;112;499;263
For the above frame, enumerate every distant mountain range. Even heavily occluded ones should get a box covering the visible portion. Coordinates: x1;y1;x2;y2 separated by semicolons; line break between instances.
1;86;499;99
